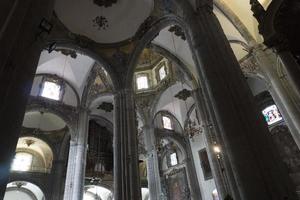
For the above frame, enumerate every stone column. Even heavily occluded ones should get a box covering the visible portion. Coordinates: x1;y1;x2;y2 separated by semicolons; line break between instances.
113;89;141;200
0;0;53;198
142;124;162;200
177;1;297;199
63;109;88;200
277;51;300;99
253;45;300;148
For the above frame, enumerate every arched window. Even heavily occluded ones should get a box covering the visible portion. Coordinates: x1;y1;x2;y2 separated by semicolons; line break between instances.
11;152;33;171
162;116;172;130
136;75;149;90
170;152;178;166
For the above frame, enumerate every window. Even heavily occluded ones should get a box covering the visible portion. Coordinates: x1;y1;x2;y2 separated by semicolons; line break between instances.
170;153;178;166
162;116;172;130
262;104;283;125
159;65;167;80
212;189;219;200
11;152;32;171
136;75;149;90
41;81;61;100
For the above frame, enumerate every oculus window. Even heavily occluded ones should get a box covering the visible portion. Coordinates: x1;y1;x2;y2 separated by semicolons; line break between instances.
11;152;32;171
41;81;61;100
159;65;167;80
162;116;172;130
170;153;178;166
136;75;149;90
262;104;283;125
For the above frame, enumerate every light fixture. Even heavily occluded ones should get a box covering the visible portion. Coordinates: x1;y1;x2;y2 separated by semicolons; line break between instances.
213;145;221;154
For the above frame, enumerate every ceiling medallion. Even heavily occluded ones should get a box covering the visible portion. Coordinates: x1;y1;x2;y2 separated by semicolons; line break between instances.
168;25;186;40
174;89;191;101
93;0;117;8
92;16;109;30
97;102;114;112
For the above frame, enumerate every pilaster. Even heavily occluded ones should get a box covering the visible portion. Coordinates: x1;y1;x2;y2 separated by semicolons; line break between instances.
142;124;162;200
63;108;89;200
113;89;141;200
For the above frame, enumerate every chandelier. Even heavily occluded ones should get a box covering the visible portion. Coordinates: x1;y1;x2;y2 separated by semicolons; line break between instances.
185;119;202;139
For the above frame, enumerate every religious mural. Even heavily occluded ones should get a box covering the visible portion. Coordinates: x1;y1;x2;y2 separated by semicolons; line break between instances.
199;148;213;180
165;168;190;200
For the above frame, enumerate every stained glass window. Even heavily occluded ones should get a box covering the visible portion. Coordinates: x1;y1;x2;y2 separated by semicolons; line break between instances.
136;75;149;90
262;104;283;125
11;152;32;171
170;153;178;166
41;81;61;100
162;116;172;130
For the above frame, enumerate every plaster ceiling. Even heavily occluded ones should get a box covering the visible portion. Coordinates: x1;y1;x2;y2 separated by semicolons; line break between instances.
22;111;66;131
218;0;262;42
37;50;95;98
155;82;194;128
5;182;45;200
89;95;114;123
153;11;248;82
54;0;154;43
16;137;53;169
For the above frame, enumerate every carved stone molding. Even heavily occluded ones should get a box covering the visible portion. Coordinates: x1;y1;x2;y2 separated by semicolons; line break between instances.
26;97;78;132
168;25;186;40
174;89;191;101
97;102;114;112
239;54;260;75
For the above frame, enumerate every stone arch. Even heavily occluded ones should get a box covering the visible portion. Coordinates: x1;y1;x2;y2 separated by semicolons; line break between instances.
33;73;80;107
126;14;189;89
43;41;118;97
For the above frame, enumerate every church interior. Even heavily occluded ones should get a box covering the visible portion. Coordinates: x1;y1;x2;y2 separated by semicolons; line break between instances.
1;0;300;199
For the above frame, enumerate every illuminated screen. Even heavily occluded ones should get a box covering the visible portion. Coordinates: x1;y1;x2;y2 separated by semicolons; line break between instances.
262;105;283;125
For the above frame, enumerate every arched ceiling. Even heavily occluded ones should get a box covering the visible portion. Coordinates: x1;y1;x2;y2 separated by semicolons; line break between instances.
54;0;154;43
16;137;53;169
23;111;66;131
155;82;194;128
217;0;271;42
89;95;114;123
37;50;95;98
5;182;45;200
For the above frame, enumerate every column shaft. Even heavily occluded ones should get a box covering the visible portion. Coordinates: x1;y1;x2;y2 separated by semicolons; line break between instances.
178;2;297;199
0;0;53;198
143;125;162;200
63;109;88;200
277;51;300;99
113;89;141;200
